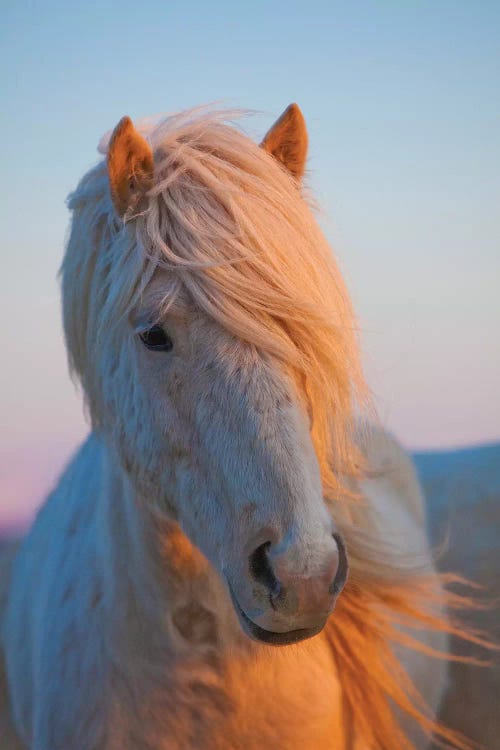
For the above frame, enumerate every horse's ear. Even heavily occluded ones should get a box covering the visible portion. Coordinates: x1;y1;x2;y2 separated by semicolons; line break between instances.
261;103;308;180
107;116;154;217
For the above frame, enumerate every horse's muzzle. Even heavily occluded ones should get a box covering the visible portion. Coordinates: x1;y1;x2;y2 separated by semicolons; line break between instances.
228;533;348;646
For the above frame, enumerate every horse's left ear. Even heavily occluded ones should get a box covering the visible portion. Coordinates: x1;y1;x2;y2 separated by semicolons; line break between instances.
107;116;154;217
261;103;308;180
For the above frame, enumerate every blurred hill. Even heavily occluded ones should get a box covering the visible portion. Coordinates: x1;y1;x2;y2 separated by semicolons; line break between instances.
414;442;500;750
415;441;500;559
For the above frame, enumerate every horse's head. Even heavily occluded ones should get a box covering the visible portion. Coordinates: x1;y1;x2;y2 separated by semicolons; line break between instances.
63;105;366;646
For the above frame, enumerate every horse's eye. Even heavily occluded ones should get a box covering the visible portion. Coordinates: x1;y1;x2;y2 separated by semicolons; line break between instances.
139;325;173;352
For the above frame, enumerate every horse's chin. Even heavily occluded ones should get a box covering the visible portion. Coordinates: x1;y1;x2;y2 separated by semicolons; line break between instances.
228;584;327;646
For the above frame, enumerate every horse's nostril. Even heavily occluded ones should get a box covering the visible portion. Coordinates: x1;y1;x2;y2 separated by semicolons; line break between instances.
249;542;282;601
330;533;349;596
248;534;347;620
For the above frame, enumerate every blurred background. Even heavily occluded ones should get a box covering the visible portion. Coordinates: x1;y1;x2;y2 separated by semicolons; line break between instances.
1;1;499;534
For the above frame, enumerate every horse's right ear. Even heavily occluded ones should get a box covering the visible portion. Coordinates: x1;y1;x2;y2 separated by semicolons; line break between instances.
261;103;308;180
107;116;154;218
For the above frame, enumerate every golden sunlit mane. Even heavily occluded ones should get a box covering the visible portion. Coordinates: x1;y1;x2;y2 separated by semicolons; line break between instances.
67;107;369;495
62;108;489;750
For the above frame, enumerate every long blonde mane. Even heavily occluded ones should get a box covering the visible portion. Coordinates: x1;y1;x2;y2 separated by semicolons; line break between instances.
65;108;367;494
62;108;488;750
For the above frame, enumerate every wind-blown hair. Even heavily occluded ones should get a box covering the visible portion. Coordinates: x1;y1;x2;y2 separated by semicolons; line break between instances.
62;108;489;750
64;107;367;498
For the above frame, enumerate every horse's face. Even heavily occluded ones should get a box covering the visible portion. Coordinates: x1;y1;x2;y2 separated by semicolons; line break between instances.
125;280;347;645
101;106;348;645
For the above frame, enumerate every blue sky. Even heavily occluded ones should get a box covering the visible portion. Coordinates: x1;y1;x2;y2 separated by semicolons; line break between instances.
1;1;499;528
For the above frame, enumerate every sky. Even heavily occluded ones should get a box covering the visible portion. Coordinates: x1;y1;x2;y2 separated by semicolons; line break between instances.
1;1;499;531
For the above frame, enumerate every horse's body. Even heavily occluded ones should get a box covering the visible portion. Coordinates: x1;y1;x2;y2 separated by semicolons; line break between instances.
1;430;446;749
0;104;475;749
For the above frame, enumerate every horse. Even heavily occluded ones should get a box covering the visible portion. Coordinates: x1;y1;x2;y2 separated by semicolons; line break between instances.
0;103;485;750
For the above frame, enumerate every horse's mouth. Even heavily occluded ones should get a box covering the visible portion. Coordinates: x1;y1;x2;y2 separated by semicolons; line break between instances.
228;585;327;646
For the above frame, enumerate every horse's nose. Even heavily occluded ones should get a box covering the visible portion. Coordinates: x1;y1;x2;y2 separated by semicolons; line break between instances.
249;533;348;624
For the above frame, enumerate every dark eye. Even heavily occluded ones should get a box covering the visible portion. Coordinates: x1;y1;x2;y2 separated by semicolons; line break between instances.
139;325;173;352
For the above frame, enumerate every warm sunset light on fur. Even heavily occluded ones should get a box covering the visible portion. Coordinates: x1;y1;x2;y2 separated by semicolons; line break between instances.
0;105;492;750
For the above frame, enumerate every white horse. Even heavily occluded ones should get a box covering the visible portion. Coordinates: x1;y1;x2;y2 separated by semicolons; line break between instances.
0;104;480;749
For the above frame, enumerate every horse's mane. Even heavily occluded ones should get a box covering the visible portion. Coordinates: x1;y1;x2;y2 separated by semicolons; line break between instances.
64;107;368;496
62;108;489;750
